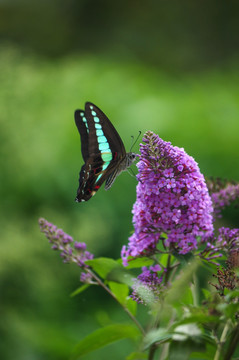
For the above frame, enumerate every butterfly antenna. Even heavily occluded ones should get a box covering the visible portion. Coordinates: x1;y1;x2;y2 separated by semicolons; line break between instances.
130;131;142;152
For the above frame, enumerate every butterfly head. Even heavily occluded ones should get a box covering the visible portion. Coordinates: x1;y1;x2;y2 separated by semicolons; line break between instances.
126;152;137;167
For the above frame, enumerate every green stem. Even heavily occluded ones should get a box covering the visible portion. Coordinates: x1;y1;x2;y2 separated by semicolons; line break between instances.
148;343;157;360
164;254;171;285
148;254;175;360
159;342;169;360
158;310;176;360
168;263;180;283
213;320;230;360
191;273;199;306
85;268;146;336
224;323;239;360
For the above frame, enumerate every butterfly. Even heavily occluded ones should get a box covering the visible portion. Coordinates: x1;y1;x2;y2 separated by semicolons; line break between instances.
74;102;137;202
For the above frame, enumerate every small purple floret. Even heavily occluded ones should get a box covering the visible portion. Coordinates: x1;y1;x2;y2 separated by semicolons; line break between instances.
80;272;93;283
74;242;87;251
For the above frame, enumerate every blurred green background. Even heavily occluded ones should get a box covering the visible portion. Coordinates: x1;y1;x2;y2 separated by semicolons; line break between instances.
1;1;239;359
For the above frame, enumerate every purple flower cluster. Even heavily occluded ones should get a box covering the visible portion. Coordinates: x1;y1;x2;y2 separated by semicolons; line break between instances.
199;227;239;266
39;218;94;269
217;227;239;253
131;265;164;304
122;131;214;264
210;183;239;218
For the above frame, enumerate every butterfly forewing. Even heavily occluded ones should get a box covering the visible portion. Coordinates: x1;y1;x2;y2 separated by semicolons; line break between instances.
74;110;89;162
75;102;127;202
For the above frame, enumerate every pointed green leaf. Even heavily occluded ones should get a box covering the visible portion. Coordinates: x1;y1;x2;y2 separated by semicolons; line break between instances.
190;351;214;360
126;351;148;360
108;281;137;315
217;302;239;318
173;252;194;265
160;253;174;267
108;281;129;304
225;289;239;301
168;339;205;360
179;284;194;305
85;258;120;278
106;266;134;286
123;257;154;269
86;257;134;285
165;260;199;305
191;343;217;359
170;315;219;331
202;288;212;300
201;334;217;346
172;324;202;341
144;328;172;349
125;296;137;316
71;324;141;359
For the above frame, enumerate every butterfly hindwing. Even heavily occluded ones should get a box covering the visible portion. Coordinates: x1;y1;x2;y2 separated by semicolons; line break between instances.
75;103;127;202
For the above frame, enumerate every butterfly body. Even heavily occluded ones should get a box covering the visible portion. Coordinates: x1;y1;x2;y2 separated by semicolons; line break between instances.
75;102;136;202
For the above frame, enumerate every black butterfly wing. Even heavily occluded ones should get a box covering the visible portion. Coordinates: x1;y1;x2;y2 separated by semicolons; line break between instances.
75;102;126;202
84;102;126;159
74;109;89;162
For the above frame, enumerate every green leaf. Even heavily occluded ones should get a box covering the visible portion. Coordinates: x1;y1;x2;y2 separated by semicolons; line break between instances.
225;289;239;301
85;258;120;278
165;259;199;306
106;266;134;286
200;259;217;273
144;328;172;349
190;351;214;360
170;314;220;330
168;339;205;360
86;257;134;285
202;288;212;300
201;334;217;346
224;288;230;296
108;281;129;305
217;302;239;318
125;296;137;316
173;251;194;265
191;343;217;359
108;281;137;315
179;284;194;305
70;284;91;297
124;257;154;269
172;323;202;341
71;324;141;359
126;351;148;360
160;253;174;267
